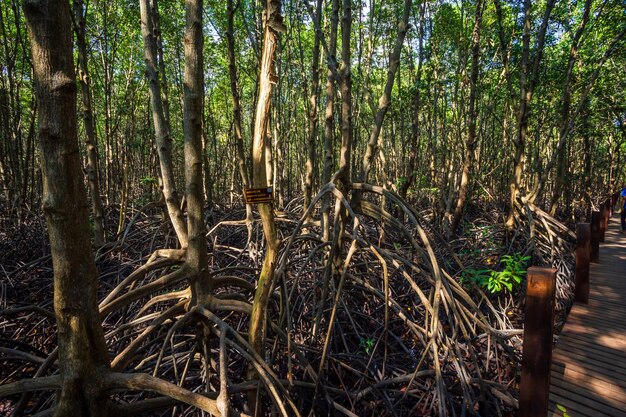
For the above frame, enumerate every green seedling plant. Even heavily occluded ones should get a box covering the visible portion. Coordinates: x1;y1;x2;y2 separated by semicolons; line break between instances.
460;253;531;294
494;254;531;291
556;403;571;417
139;176;159;187
459;268;491;289
359;337;375;355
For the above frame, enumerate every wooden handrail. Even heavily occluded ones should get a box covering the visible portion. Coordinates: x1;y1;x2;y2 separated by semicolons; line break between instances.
590;210;600;263
518;189;619;416
574;223;591;304
519;267;557;417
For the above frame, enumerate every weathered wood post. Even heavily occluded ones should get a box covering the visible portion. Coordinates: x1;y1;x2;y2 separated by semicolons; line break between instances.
575;223;591;304
599;202;606;242
520;267;557;417
607;197;613;217
605;198;611;227
590;210;600;263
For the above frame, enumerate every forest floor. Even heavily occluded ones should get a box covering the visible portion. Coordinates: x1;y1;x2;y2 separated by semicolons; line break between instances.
0;194;577;416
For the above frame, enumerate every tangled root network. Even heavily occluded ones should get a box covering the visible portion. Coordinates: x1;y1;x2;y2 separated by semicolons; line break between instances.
0;185;578;417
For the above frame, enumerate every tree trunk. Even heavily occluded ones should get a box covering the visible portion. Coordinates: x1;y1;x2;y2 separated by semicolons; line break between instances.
360;0;412;183
336;0;353;195
534;24;626;206
23;1;111;415
227;0;254;230
303;0;323;214
321;0;339;241
183;0;211;303
506;0;555;229
547;0;591;214
247;1;283;412
153;0;171;130
139;0;188;248
399;2;425;200
450;0;483;235
583;106;592;220
73;0;106;247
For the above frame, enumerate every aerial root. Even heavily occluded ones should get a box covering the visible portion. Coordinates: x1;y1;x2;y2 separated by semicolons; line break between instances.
2;187;579;416
512;195;576;329
265;183;521;415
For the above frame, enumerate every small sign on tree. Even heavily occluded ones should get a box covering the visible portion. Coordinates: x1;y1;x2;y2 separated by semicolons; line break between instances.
244;187;273;204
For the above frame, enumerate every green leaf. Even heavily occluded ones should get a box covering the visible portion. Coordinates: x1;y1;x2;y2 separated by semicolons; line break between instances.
556;404;566;412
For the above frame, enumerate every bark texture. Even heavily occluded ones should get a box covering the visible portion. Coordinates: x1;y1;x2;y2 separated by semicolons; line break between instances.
24;1;110;415
450;0;483;234
336;0;352;195
321;0;339;241
227;0;254;227
360;0;412;183
248;0;283;376
399;2;425;200
303;0;323;213
506;0;555;229
183;0;210;302
73;0;106;247
139;0;188;248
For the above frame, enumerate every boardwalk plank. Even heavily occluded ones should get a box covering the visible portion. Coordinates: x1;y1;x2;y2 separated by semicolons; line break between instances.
550;367;626;405
550;378;625;415
548;216;626;417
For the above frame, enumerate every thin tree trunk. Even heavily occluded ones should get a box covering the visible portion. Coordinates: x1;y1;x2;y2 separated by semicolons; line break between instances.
360;0;412;183
336;0;352;195
227;0;253;230
450;0;483;234
547;0;591;214
493;0;515;100
139;0;188;248
23;1;110;415
506;0;555;229
22;100;37;211
0;3;24;210
247;1;283;413
183;0;211;303
536;24;626;207
203;104;216;209
303;0;323;214
399;2;425;200
73;0;106;247
326;0;353;283
583;105;592;220
321;0;339;242
153;0;171;129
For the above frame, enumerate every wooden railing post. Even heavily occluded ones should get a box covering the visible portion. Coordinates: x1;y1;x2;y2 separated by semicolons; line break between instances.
599;202;607;242
520;267;557;417
590;210;600;263
605;198;611;227
607;197;613;217
575;223;591;304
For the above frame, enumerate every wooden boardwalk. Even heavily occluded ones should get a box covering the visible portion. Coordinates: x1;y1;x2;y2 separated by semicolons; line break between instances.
548;215;626;417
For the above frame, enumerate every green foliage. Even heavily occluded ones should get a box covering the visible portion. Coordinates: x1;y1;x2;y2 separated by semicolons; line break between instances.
556;403;570;417
359;337;375;355
139;176;158;187
461;253;531;294
395;176;408;190
459;268;491;289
